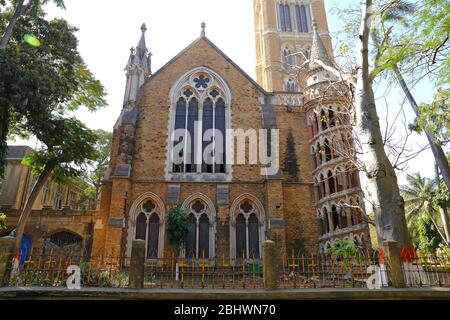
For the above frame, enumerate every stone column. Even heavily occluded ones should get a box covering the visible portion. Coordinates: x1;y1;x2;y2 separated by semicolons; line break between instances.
383;241;405;288
0;237;15;287
263;240;277;290
128;240;145;289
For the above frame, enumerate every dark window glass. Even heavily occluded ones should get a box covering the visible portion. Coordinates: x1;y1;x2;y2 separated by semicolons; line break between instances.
173;97;186;172
236;214;246;259
341;208;348;229
332;206;339;230
321;110;328;130
186;98;198;173
202;98;214;173
198;214;210;259
284;4;292;32
325;139;332;162
248;214;260;259
329;110;335;127
147;213;159;258
186;213;197;258
328;171;336;194
215;98;226;173
50;232;82;247
279;4;286;31
323;208;329;233
300;5;309;32
135;213;147;240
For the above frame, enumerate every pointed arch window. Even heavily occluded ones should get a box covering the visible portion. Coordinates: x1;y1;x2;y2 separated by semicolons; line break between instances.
234;200;262;260
295;4;310;33
185;200;213;259
279;3;292;32
134;200;160;259
170;69;230;176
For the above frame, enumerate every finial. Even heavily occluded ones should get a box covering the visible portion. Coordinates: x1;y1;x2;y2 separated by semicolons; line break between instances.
312;19;318;31
141;23;147;33
201;22;206;37
130;46;135;54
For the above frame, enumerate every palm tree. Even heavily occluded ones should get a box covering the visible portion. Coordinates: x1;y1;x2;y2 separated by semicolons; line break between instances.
401;173;450;248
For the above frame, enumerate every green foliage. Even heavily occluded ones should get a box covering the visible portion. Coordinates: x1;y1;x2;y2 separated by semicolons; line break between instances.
325;239;363;265
166;205;188;254
0;212;6;231
412;89;450;145
416;215;443;254
21;117;100;183
0;9;106;177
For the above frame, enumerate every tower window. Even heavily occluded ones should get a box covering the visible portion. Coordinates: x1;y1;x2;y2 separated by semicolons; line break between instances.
295;4;310;33
278;3;292;32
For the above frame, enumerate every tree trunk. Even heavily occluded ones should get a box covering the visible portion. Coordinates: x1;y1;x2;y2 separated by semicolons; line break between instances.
439;206;450;244
355;0;412;248
12;163;54;274
0;106;9;178
392;64;450;194
0;0;26;50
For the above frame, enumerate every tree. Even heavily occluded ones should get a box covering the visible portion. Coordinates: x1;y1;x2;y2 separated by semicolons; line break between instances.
0;0;65;49
401;172;450;247
371;0;450;195
166;205;188;256
0;6;105;178
0;213;6;231
14;118;101;261
81;130;112;209
353;0;412;247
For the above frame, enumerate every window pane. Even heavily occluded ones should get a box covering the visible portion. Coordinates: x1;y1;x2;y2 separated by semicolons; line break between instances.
186;98;198;173
173;98;186;172
279;4;286;31
202;98;214;173
300;5;308;32
248;214;260;259
295;5;303;32
186;214;197;258
284;4;292;32
198;214;210;259
147;213;159;258
215;98;226;173
236;214;246;259
135;213;147;240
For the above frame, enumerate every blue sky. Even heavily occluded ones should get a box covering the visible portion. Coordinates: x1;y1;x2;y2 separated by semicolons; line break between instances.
10;0;438;186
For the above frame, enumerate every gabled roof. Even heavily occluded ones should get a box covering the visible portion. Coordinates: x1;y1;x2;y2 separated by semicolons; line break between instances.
144;36;267;94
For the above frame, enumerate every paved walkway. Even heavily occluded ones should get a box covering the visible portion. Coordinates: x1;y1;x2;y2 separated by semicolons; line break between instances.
1;286;450;300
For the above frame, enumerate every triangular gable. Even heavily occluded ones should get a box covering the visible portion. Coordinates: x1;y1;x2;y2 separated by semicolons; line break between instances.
144;36;267;94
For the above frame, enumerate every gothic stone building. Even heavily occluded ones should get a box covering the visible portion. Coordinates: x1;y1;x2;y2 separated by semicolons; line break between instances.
1;0;370;262
91;0;370;264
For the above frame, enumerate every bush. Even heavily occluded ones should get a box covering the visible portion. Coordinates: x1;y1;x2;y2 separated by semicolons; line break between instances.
166;204;188;254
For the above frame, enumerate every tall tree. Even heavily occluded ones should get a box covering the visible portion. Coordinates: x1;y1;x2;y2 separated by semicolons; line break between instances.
401;172;449;247
82;129;112;209
0;0;65;49
0;12;105;177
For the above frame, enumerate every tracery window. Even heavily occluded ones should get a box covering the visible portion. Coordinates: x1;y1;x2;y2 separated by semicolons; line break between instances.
235;201;261;259
135;200;160;258
170;69;230;175
278;3;292;32
295;4;311;33
185;200;212;259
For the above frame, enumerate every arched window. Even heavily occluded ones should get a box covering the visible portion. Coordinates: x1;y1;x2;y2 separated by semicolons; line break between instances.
329;109;336;127
279;3;292;32
328;171;336;195
317;142;323;165
170;68;230;176
233;200;263;260
332;205;339;231
323;208;329;234
45;231;83;258
134;200;160;259
295;4;310;32
336;170;344;192
340;207;348;228
324;139;332;162
185;199;213;259
321;110;328;130
320;174;326;197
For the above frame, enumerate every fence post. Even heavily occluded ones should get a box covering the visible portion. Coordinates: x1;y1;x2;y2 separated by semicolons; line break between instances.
0;237;15;287
263;240;277;290
129;240;145;289
383;241;405;288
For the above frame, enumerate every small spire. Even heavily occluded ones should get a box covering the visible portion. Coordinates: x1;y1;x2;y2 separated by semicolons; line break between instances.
309;19;332;69
200;22;206;37
141;23;147;33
